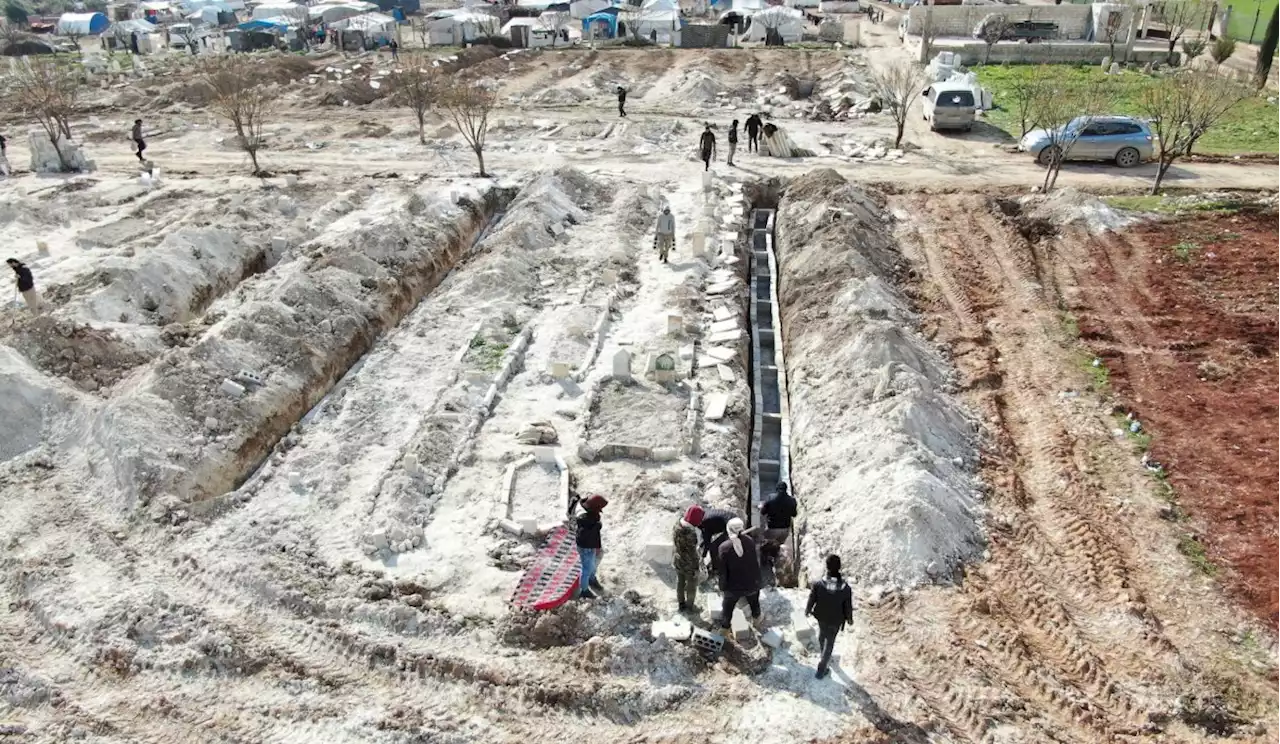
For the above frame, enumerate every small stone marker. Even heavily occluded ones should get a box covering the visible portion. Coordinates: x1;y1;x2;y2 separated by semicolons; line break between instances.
402;454;420;476
653;352;677;383
705;393;729;421
702;171;713;191
370;530;389;550
666;312;683;334
549;361;570;378
611;348;632;381
717;364;736;383
288;471;303;489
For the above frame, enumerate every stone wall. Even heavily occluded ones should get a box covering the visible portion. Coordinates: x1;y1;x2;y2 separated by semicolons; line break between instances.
932;39;1175;66
905;4;1098;41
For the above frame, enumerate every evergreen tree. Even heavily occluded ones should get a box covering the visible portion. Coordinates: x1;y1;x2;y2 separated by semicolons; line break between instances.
1255;7;1278;88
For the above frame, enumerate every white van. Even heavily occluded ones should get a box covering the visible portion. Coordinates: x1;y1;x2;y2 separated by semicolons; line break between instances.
921;82;977;132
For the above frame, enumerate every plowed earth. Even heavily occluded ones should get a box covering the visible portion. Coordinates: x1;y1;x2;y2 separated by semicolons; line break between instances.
1069;211;1279;628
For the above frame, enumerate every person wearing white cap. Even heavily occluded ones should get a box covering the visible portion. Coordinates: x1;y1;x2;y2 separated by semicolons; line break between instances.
716;517;763;630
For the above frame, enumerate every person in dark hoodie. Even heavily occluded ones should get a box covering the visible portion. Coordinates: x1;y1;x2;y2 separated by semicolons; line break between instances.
716;517;763;630
7;258;41;314
758;481;797;566
683;505;738;577
744;113;763;153
616;86;627;118
805;553;854;678
569;494;608;599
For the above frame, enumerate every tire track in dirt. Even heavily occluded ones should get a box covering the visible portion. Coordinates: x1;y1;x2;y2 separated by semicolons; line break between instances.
880;193;1211;743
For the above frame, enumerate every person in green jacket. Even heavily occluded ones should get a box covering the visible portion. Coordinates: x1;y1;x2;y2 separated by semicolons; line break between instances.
672;505;703;612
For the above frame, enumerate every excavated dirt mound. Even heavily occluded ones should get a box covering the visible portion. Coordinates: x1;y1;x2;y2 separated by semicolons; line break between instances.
1068;210;1279;628
776;169;985;587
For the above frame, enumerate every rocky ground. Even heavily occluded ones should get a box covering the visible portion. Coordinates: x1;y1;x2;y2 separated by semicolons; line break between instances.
1;36;1276;744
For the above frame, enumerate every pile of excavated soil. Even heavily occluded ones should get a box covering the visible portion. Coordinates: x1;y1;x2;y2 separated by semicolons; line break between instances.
776;169;985;588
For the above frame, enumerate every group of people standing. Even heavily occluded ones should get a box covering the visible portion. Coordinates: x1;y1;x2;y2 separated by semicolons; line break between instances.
698;113;767;171
569;483;853;678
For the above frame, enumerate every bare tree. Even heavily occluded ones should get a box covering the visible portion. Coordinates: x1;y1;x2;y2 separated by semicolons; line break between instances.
1028;74;1112;192
867;60;927;148
1137;70;1251;193
1180;35;1206;62
538;10;571;46
200;58;276;175
411;16;429;49
439;77;496;177
1154;0;1207;65
393;54;439;144
1004;64;1051;138
976;14;1013;64
61;29;84;57
5;58;84;171
1100;6;1125;62
615;7;645;42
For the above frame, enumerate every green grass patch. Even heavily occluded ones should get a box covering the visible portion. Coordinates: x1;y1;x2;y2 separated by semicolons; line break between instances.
1083;354;1110;392
975;65;1280;155
1101;194;1250;214
1060;311;1080;340
1177;534;1218;576
467;334;509;372
1171;240;1201;261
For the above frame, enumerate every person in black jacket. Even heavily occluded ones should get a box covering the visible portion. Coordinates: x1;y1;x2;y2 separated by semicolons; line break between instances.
727;119;738;166
805;554;853;678
569;494;608;599
758;482;797;566
7;258;42;314
744;113;762;153
716;518;763;629
616;86;627;118
686;506;738;577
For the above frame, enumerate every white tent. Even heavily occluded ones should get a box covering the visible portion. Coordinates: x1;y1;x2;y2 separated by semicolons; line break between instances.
570;0;608;19
737;5;804;43
426;9;499;45
332;10;396;39
623;0;680;42
501;15;575;47
252;1;306;21
184;2;232;24
309;1;377;24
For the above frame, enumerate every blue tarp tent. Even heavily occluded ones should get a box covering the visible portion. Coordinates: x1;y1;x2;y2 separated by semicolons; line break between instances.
238;17;291;31
582;6;620;37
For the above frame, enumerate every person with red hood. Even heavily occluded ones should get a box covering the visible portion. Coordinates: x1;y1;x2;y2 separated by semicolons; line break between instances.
569;494;608;599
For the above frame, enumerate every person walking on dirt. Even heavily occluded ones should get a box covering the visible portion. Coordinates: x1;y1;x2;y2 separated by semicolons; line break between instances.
673;506;702;612
654;205;676;263
7;258;42;314
727;119;739;166
698;124;716;171
0;133;9;177
758;481;797;567
617;86;627;118
569;494;608;599
131;119;147;163
745;113;762;153
388;38;398;60
805;554;853;679
717;518;764;631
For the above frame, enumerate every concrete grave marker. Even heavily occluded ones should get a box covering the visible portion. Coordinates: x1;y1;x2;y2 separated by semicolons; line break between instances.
705;393;728;420
712;306;734;322
548;361;570;379
653;352;677;383
611;349;632;381
717;364;736;383
692;231;706;256
666;313;683;334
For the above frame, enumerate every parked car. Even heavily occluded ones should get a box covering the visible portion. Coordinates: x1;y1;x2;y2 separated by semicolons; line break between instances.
921;82;977;132
1019;116;1154;168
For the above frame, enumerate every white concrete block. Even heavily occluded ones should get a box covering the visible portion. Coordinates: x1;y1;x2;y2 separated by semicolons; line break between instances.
496;519;523;536
708;281;736;295
271;236;288;252
519;517;540;535
712;306;734;322
761;629;783;648
288;471;303;488
705;393;729;421
791;613;815;643
705;346;735;362
708;596;725;624
701;171;713;191
284;175;298;188
601;269;618;284
370;530;389;550
661;468;683;483
731;611;752;641
549;361;570;378
710;319;738;334
219;379;246;398
651;620;692;642
644;541;674;564
717;364;736;383
692;231;706;255
532;446;557;465
388;525;408;543
666;313;683;334
402;454;419;476
652;446;679;461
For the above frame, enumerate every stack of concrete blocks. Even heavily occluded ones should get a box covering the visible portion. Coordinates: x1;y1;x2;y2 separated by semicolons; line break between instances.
28;129;95;174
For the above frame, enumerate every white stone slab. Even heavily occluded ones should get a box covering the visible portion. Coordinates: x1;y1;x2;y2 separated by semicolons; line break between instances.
761;629;783;648
712;306;734;322
717;364;736;383
705;393;729;421
708;329;743;345
219;379;245;398
707;281;736;295
644;542;674;563
705;346;735;362
710;319;738;334
652;620;693;642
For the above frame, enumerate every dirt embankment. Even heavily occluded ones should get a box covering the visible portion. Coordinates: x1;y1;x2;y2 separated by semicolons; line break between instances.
1066;211;1279;628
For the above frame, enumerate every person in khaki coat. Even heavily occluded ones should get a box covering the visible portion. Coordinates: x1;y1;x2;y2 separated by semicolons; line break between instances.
654;206;676;263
